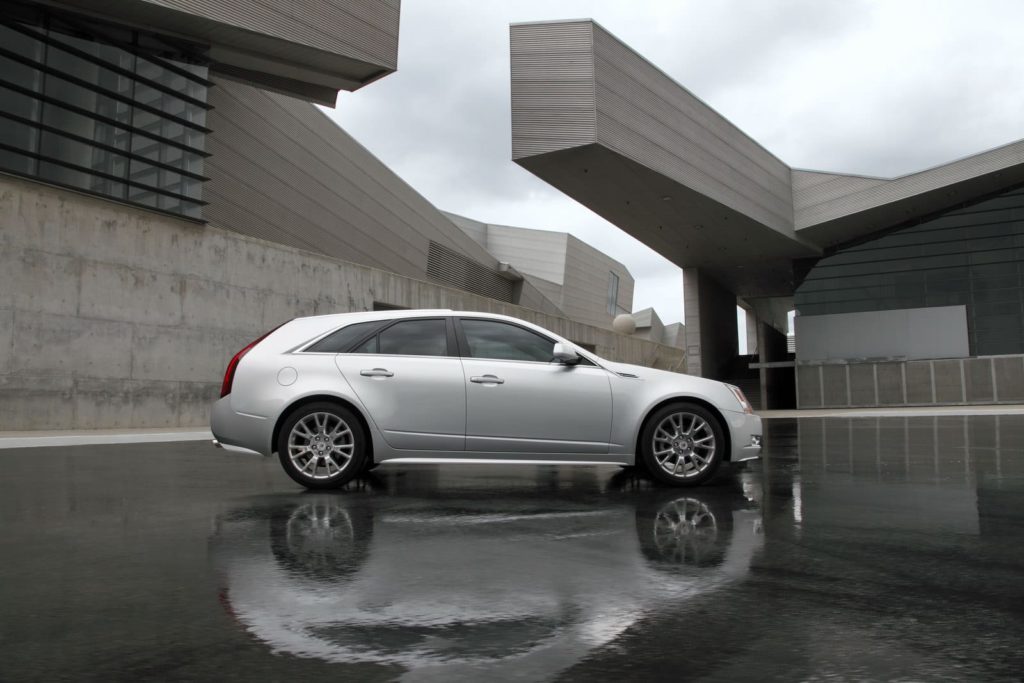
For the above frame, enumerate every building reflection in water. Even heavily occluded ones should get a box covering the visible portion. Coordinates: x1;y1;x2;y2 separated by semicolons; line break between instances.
766;415;1024;537
210;468;764;679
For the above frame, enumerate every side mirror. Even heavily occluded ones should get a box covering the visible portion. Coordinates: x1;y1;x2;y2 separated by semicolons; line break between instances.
553;342;580;365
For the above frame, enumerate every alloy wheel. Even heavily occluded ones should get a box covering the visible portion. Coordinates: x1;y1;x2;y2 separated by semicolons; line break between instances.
651;411;717;479
287;411;355;480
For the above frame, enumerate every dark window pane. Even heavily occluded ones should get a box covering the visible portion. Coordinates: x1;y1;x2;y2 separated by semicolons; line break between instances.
0;26;45;89
0;118;39;155
351;335;378;354
307;321;385;353
0;85;42;121
0;118;38;174
0;8;207;217
378;319;448;356
37;159;125;199
462;319;553;362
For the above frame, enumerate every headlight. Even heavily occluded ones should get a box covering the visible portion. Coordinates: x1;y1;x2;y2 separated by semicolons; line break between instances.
726;384;753;414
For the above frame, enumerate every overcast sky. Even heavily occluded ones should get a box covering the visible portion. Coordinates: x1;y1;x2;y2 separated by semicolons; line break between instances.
325;0;1024;325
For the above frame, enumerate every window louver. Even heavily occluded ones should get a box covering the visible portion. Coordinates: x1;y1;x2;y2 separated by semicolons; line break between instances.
426;241;514;303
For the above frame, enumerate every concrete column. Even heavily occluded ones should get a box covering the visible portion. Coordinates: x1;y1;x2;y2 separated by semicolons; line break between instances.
683;268;737;380
745;308;758;355
757;321;793;409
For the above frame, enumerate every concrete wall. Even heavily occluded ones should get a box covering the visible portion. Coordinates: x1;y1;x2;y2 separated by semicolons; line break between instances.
795;306;970;361
0;175;684;430
796;356;1024;409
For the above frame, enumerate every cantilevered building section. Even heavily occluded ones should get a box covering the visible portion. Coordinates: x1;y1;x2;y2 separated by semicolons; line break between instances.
510;18;1024;408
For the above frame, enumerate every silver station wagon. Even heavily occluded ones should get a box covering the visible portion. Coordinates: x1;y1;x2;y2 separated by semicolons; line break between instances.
211;310;761;488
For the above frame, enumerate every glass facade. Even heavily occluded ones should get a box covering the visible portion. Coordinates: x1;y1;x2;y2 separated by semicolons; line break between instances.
796;187;1024;356
0;3;210;218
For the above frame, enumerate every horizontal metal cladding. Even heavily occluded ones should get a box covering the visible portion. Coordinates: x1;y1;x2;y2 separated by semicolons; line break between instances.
794;138;1024;231
510;21;596;159
795;186;1024;356
792;171;887;213
205;80;508;286
589;22;793;236
426;241;515;303
140;0;399;69
44;0;398;101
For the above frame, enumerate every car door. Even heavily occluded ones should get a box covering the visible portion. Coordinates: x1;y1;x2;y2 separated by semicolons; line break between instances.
457;317;613;454
334;317;466;451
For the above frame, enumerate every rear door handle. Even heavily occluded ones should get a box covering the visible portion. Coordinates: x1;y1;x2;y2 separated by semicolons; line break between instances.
470;374;504;385
360;368;394;378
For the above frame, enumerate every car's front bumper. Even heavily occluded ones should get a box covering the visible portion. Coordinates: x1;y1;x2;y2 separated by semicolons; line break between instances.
210;396;273;456
724;410;762;462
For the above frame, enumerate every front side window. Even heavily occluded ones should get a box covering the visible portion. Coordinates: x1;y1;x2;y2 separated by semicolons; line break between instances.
461;319;554;363
374;319;448;356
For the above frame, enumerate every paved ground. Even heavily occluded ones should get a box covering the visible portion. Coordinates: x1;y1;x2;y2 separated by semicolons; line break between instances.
1;417;1022;681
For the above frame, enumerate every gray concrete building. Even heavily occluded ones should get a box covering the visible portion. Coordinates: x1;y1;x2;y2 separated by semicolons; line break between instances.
0;1;683;430
508;18;1024;409
629;307;684;350
444;212;635;331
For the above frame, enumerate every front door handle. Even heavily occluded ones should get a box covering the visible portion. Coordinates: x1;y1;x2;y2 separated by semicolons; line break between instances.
470;374;504;385
360;368;394;378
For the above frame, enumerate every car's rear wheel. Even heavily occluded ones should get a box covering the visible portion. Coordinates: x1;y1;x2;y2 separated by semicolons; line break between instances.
639;402;725;486
277;402;366;489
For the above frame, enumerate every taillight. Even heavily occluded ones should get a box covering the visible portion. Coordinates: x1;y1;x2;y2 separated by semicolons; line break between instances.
220;323;288;398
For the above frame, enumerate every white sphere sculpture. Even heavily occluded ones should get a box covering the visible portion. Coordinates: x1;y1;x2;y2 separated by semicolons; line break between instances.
612;313;637;335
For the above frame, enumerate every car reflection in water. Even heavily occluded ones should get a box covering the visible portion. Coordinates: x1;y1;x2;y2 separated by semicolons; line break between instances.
210;468;764;680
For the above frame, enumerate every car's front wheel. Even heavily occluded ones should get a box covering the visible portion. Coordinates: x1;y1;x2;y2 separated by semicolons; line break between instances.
277;402;366;489
639;402;725;486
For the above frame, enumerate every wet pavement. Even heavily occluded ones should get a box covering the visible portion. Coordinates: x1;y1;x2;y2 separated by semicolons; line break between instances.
1;417;1023;682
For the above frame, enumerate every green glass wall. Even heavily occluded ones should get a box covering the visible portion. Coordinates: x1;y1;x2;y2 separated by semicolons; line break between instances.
796;186;1024;356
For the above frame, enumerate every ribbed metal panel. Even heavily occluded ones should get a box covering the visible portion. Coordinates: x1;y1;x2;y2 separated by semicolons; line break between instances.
46;0;399;99
510;21;596;160
426;241;514;303
792;170;886;211
508;18;1024;292
590;23;792;234
205;79;510;289
143;0;399;67
794;138;1024;233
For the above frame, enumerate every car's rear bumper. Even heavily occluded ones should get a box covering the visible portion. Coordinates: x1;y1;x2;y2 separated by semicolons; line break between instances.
210;396;273;456
725;410;762;462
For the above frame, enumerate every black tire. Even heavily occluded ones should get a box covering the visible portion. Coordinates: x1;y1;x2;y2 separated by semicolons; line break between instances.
277;402;367;490
638;402;725;487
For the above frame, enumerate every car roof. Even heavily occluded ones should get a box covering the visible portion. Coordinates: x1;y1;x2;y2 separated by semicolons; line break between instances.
296;309;542;326
274;309;606;366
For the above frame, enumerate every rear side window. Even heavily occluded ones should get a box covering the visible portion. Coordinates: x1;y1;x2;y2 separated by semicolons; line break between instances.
305;321;384;353
355;318;448;356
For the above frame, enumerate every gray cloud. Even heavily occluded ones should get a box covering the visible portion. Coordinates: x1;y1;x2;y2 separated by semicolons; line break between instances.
324;0;1024;325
